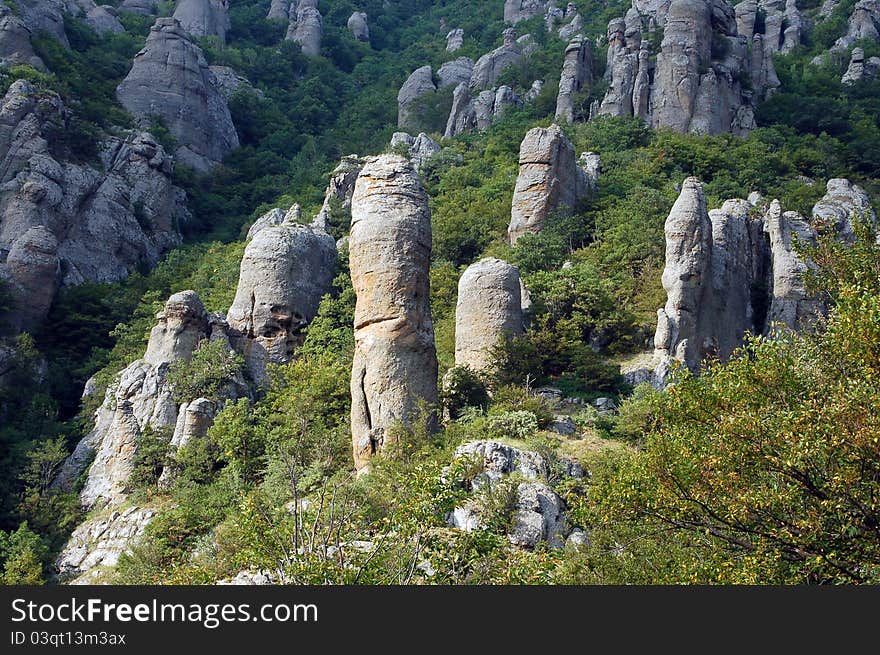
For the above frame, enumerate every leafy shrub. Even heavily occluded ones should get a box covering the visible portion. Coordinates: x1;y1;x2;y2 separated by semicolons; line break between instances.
167;339;246;404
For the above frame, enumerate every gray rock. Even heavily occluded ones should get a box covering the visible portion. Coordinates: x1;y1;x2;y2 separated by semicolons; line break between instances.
550;415;578;436
437;57;474;89
508;124;591;244
0;82;186;331
556;39;593;123
11;0;68;46
349;155;438;472
454;257;524;374
397;65;435;130
504;0;552;24
558;10;584;41
218;569;276;585
209;65;261;100
565;527;590;550
470;28;523;90
0;5;45;71
446;28;464;52
347;11;369;42
812;177;876;242
509;482;566;548
120;0;159;16
827;0;880;57
453;440;548;487
842;47;880;84
287;2;323;57
313;154;364;232
246;207;286;240
3;226;60;332
266;0;289;20
116;18;239;173
593;397;617;414
227;221;336;381
389;132;441;170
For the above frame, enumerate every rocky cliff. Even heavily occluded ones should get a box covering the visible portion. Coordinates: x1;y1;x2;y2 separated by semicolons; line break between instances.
116;18;239;173
173;0;230;42
0;81;187;333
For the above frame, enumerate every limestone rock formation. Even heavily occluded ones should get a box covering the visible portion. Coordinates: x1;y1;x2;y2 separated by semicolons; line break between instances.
822;0;880;59
116;18;239;173
444;82;524;138
446;28;464;52
437;57;474;89
508;124;592;244
397;65;436;130
209;65;262;100
347;11;369;42
0;81;186;332
454;258;525;373
390;132;441;170
596;0;778;135
650;176;876;382
558;6;584;41
11;1;68;46
227;219;336;381
0;5;45;71
267;0;289;20
555;39;592;123
447;441;582;549
842;47;880;84
349;155;438;472
287;0;323;57
247;206;285;240
173;0;230;41
76;291;209;508
120;0;159;15
470;28;524;90
312;155;364;232
504;0;552;24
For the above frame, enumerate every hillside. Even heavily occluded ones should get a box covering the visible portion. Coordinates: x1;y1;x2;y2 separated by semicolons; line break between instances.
0;0;878;585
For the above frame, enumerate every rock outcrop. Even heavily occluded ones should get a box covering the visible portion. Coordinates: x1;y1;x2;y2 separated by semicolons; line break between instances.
267;0;289;20
508;124;592;244
504;0;552;24
555;39;592;123
470;28;524;90
437;57;474;89
444;82;523;138
595;0;779;135
397;65;436;131
842;47;880;84
0;5;45;71
649;176;876;383
349;155;438;472
446;28;464;52
454;258;525;374
227;219;336;381
287;0;323;57
0;81;187;332
120;0;159;16
116;18;239;173
818;0;880;61
390;132;441;170
347;11;369;42
172;0;230;42
312;155;364;232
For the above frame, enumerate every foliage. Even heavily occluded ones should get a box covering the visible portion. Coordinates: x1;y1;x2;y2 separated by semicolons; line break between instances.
167;339;246;404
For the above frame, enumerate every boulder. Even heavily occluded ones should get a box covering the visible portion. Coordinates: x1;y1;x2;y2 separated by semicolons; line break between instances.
437;57;474;89
266;0;289;20
454;258;525;374
470;28;524;90
508;124;591;244
120;0;159;15
842;47;880;84
504;0;552;24
811;178;877;242
227;220;336;381
287;2;323;57
116;18;239;173
556;39;593;123
390;132;441;170
0;5;45;71
349;155;438;472
397;65;436;130
347;11;369;42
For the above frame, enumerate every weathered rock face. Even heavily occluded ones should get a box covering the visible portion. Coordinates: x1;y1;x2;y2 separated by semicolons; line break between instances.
120;0;159;16
504;0;552;24
0;5;45;71
597;0;776;135
437;57;474;89
13;0;124;46
312;155;364;232
454;258;524;374
347;11;369;42
397;65;436;130
208;65;261;100
820;0;880;59
447;441;582;549
470;28;524;90
508;124;592;244
556;39;593;123
842;47;880;84
287;1;323;57
651;176;876;382
390;132;441;170
74;291;209;508
172;0;230;42
227;220;336;381
0;81;186;332
267;0;290;20
116;18;239;173
446;27;464;52
56;506;157;583
349;155;438;472
444;82;524;138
